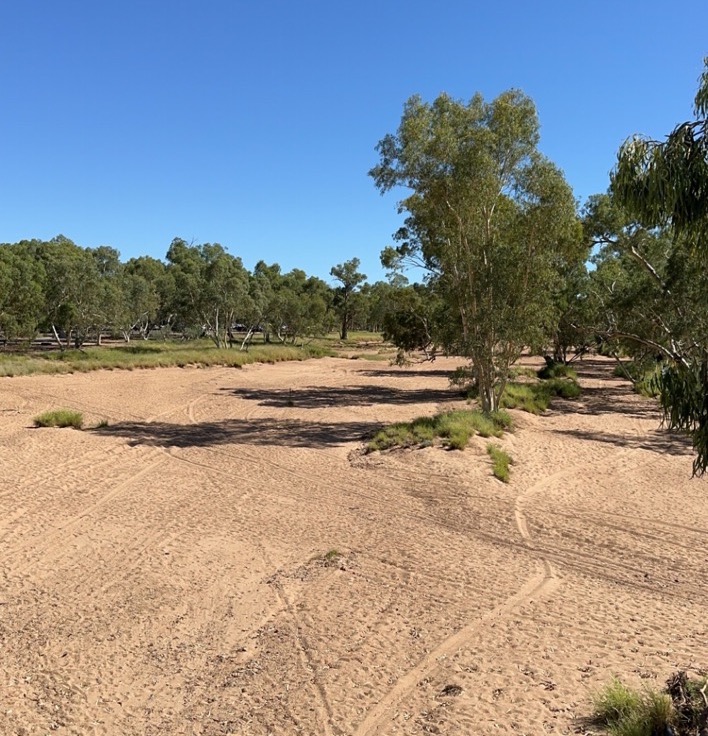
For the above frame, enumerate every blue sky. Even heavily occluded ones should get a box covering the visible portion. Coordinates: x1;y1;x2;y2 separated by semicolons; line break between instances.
1;1;706;283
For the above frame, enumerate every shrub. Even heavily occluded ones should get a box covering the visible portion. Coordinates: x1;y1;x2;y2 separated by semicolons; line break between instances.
592;679;675;736
537;361;577;380
366;409;513;453
33;409;84;429
501;378;580;413
487;444;512;482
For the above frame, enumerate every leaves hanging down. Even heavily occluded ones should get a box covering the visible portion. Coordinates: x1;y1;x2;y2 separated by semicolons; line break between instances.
610;58;708;474
657;358;708;476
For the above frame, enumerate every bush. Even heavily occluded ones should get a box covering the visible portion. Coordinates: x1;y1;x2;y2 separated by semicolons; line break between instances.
537;360;578;380
613;360;661;398
367;409;513;453
33;409;84;429
592;672;708;736
501;378;580;413
487;444;512;482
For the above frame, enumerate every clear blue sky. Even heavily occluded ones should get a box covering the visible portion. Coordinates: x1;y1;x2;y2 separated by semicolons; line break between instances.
1;1;706;283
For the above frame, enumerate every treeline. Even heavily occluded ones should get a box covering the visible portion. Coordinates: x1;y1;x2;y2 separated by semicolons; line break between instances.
0;237;409;350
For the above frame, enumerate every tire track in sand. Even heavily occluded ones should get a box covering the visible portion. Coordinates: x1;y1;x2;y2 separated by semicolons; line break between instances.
5;456;167;575
354;468;563;736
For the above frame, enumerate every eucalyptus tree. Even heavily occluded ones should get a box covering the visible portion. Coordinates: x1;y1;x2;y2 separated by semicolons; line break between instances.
330;258;367;340
0;242;45;342
36;236;102;349
166;238;250;348
370;90;581;411
610;59;708;473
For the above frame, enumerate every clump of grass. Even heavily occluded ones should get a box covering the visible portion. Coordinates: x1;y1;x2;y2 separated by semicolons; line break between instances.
509;365;538;379
33;409;83;429
501;377;580;413
487;444;512;482
322;549;343;567
592;679;675;736
367;409;512;453
537;361;578;380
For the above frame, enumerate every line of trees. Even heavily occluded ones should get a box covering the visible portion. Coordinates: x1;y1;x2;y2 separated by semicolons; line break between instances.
2;61;707;472
0;238;402;349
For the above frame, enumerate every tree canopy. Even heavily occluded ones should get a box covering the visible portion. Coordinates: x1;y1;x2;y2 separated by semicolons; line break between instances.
370;90;583;410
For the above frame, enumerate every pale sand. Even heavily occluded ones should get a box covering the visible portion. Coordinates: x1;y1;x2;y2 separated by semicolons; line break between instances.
0;355;705;735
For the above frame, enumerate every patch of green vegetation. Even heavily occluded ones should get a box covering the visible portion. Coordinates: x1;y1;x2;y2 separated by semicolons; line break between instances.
591;671;708;735
592;679;674;736
501;377;581;413
33;409;84;429
486;443;512;482
0;340;333;377
322;549;343;567
537;361;578;380
612;360;661;398
509;365;538;379
367;409;513;453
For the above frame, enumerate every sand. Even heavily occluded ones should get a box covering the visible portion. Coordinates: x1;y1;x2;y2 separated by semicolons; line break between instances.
0;355;705;735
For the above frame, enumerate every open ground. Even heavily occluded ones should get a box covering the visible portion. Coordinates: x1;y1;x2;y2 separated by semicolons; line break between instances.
0;355;706;735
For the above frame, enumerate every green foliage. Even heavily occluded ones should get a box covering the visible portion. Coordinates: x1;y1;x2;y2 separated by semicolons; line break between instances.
592;679;675;736
367;409;512;453
537;361;577;380
501;377;581;413
612;360;661;398
486;444;512;482
604;59;708;474
656;360;708;475
33;409;83;429
322;549;343;567
330;258;367;340
370;89;582;412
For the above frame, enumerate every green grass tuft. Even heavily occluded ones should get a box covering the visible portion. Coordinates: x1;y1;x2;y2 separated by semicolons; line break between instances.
322;549;343;567
33;409;84;429
592;679;675;736
367;409;513;453
537;361;578;380
501;377;580;413
487;444;512;482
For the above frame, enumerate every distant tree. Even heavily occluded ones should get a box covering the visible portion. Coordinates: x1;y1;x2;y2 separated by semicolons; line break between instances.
371;90;581;410
36;236;102;350
0;242;46;342
330;258;367;340
166;238;250;348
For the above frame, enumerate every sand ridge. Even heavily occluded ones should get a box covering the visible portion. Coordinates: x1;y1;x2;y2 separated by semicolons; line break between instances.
0;356;705;735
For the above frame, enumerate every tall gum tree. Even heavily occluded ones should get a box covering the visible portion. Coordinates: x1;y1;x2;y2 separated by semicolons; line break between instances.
370;90;581;411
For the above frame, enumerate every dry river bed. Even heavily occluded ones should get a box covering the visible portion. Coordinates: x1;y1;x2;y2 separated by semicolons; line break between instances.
0;355;706;735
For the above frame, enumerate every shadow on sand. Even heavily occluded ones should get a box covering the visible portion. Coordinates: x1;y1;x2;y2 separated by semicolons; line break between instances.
91;417;379;449
220;383;461;409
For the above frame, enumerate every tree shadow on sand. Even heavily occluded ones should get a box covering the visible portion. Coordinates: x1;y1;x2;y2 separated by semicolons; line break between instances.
221;384;460;409
550;426;693;456
549;359;693;456
91;417;379;449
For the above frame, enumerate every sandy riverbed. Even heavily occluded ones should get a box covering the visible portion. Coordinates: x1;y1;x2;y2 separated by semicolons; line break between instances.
0;355;705;735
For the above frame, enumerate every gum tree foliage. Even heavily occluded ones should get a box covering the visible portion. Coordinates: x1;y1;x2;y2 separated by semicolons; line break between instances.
611;60;708;474
330;258;367;340
166;238;251;348
0;242;46;341
370;90;581;411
